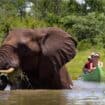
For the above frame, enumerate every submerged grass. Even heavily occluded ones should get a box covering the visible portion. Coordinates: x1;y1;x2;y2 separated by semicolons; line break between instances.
66;48;105;80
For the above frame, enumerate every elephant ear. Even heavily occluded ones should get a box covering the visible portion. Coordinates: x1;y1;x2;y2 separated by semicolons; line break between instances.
40;28;77;70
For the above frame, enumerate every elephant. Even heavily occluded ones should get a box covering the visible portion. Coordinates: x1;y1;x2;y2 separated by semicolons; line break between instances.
0;27;77;89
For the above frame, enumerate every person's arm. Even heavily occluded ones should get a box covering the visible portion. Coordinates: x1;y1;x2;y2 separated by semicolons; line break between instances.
89;63;96;72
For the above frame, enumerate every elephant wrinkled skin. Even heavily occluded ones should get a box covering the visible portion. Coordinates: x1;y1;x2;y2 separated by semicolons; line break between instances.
0;27;77;89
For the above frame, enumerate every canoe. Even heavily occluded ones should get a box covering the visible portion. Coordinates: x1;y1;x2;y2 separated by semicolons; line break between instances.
82;66;105;82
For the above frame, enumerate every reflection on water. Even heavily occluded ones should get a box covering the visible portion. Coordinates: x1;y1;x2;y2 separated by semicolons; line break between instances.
0;80;105;105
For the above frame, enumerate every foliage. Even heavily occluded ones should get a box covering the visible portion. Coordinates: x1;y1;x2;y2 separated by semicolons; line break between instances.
85;0;105;13
60;12;105;49
45;13;60;26
0;0;105;50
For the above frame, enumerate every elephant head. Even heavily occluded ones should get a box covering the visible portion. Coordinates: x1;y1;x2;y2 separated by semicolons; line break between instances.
0;27;77;89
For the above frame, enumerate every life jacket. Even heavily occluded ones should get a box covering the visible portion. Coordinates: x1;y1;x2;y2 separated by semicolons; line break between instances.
84;61;93;69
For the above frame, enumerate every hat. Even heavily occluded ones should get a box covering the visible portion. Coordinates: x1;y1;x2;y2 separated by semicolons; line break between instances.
91;52;95;56
95;53;100;57
88;56;91;59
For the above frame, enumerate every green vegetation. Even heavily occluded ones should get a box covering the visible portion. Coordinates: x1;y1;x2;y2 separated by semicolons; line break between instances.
0;0;105;49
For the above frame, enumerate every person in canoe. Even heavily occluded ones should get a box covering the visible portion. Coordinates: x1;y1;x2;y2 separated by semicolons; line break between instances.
83;52;103;74
92;53;103;68
83;55;96;74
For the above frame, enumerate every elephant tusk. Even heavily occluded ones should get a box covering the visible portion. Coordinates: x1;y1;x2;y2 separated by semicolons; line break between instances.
0;68;15;74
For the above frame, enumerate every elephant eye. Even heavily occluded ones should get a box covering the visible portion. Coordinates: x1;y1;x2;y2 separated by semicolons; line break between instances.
31;38;36;41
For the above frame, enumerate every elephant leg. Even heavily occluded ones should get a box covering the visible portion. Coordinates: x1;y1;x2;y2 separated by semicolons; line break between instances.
59;66;73;89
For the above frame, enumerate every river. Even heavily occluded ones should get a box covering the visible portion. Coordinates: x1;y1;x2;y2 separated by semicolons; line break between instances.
0;80;105;105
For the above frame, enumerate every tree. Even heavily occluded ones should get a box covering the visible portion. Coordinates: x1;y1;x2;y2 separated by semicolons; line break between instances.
83;0;105;13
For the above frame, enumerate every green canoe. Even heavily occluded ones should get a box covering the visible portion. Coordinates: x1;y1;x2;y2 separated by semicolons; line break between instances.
82;66;105;82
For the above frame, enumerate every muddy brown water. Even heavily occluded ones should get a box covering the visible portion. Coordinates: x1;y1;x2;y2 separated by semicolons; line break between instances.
0;80;105;105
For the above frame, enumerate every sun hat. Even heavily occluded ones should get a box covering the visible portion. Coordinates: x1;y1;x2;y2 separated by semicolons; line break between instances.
95;53;100;57
91;52;95;56
88;56;91;59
